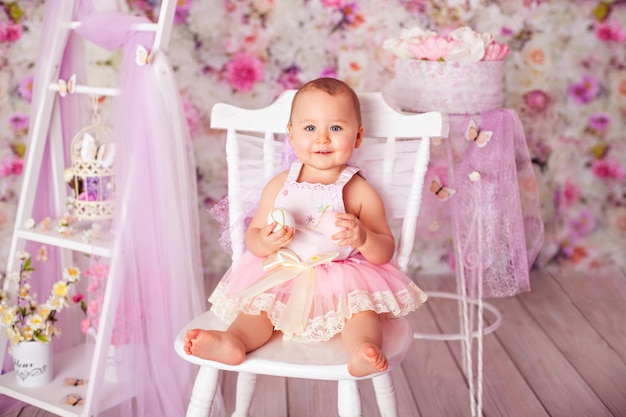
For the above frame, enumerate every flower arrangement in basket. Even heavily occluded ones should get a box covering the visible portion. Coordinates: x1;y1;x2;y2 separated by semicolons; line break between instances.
383;26;511;114
382;26;509;62
66;106;115;221
0;252;81;346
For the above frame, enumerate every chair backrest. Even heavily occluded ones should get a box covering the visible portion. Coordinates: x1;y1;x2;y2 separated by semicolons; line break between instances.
210;90;447;272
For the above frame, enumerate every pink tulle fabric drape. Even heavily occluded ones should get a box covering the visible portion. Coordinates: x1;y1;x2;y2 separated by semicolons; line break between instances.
416;109;544;298
1;3;207;415
74;10;206;417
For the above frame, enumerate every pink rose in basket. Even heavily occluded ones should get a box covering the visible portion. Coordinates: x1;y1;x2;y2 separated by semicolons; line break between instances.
407;36;454;61
484;41;510;61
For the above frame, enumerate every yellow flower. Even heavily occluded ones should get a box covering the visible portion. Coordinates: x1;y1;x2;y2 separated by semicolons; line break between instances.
1;310;15;326
53;281;69;297
38;305;52;320
27;314;44;329
63;267;81;283
18;283;31;298
7;328;22;345
48;297;64;309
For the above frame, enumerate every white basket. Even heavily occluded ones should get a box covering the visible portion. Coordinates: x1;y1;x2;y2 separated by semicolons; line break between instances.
69;123;115;221
388;60;504;115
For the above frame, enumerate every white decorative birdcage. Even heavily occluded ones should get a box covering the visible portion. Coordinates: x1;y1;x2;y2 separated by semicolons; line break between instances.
68;119;115;221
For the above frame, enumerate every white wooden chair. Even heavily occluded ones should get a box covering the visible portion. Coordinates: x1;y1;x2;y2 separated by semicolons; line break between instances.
174;90;447;417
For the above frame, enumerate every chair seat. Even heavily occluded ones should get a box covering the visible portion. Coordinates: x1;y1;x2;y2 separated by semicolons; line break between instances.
174;310;414;381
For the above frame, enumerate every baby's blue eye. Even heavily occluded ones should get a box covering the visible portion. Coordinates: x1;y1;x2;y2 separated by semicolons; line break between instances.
305;125;315;131
330;125;341;131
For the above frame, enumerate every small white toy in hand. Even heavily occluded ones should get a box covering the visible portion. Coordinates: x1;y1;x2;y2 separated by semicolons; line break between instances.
267;207;296;233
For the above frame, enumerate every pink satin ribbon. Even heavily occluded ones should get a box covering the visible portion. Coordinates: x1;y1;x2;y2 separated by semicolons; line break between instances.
238;248;339;335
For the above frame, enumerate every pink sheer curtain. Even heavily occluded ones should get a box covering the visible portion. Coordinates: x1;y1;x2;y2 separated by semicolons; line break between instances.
74;10;206;417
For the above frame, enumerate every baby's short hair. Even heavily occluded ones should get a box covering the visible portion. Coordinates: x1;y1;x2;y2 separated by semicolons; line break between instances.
289;77;362;125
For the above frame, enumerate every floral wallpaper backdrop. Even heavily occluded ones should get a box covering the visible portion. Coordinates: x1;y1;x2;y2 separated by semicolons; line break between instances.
1;0;625;287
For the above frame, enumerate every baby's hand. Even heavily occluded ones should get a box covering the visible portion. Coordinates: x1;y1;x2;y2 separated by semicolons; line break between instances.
332;213;366;248
260;222;295;252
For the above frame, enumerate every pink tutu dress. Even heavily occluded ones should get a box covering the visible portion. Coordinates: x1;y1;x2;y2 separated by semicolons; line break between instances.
209;161;428;342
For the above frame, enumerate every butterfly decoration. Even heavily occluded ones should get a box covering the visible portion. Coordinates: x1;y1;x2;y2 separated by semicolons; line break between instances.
429;176;456;202
58;74;77;97
64;377;87;386
465;119;493;148
80;132;115;168
135;45;154;67
65;394;84;406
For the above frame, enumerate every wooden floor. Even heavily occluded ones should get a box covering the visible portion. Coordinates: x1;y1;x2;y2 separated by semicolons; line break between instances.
3;266;626;416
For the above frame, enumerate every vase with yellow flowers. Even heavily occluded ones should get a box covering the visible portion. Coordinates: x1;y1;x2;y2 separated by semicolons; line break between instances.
0;252;81;387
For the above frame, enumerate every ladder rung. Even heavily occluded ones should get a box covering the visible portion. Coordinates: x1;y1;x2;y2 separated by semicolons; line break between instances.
49;83;119;97
68;21;159;32
14;227;113;258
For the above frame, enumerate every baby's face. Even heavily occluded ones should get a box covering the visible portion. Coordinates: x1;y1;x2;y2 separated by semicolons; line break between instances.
288;89;363;175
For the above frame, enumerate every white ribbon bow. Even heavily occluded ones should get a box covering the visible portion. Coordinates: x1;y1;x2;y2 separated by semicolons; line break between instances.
238;248;340;335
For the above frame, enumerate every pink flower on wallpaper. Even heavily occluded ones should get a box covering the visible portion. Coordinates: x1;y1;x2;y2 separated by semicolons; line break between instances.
483;41;510;61
523;90;549;112
588;112;610;134
568;73;599;105
340;2;360;25
0;23;23;43
321;0;342;6
591;157;625;181
277;66;300;90
562;181;580;207
9;112;29;132
181;95;201;136
18;75;33;102
554;181;580;215
594;20;626;43
225;52;265;92
0;155;23;177
319;67;338;78
174;0;191;24
568;210;596;239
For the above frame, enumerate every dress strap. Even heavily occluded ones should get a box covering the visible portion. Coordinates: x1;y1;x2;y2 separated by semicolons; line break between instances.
335;165;361;188
286;160;303;182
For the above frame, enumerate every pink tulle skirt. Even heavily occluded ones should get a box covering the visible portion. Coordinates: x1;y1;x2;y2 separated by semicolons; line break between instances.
209;251;428;343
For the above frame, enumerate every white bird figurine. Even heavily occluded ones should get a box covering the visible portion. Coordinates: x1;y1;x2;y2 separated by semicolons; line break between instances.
80;132;98;161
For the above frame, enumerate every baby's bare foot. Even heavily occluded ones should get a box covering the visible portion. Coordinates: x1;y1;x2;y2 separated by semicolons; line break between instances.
183;329;201;354
347;343;388;377
184;329;246;365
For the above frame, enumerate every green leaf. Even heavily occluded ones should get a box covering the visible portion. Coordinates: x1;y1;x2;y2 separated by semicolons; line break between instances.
35;333;49;343
22;257;35;272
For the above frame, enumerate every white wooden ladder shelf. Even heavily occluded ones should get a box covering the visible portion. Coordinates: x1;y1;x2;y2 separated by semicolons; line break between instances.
0;2;176;416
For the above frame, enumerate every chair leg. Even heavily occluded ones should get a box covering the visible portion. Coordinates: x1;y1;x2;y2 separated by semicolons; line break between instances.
187;366;220;417
232;372;257;417
337;380;362;417
372;373;398;417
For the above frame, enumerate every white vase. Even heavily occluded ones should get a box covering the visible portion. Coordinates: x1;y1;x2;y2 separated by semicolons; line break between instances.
11;341;53;387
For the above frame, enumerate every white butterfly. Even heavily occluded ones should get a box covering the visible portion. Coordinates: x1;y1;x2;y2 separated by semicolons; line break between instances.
58;74;77;97
80;132;115;168
135;45;153;67
465;119;493;148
